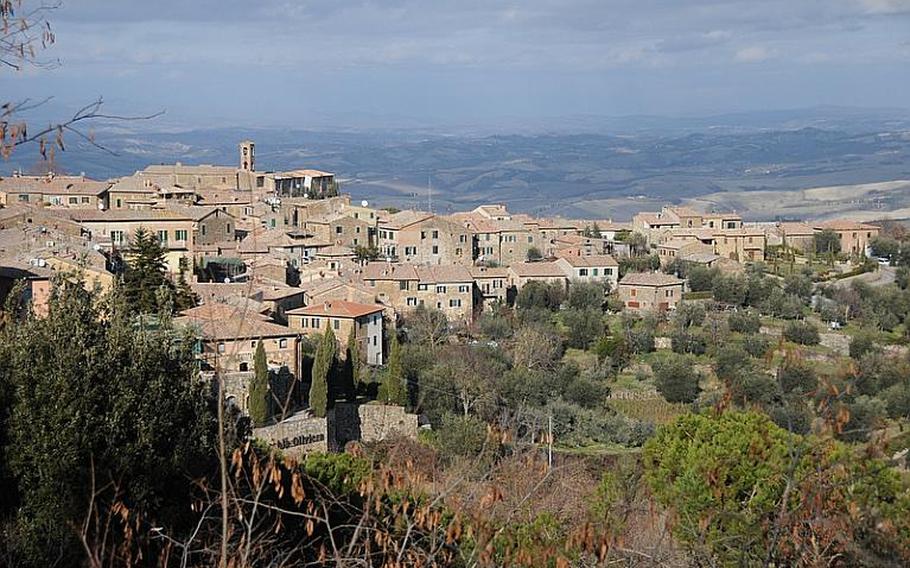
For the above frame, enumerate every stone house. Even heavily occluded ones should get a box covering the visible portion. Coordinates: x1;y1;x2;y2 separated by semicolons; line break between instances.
378;211;471;265
413;265;474;323
0;173;111;209
174;302;302;377
67;208;196;272
618;272;685;312
287;300;385;366
712;227;766;262
470;265;509;310
507;261;569;291
776;222;817;252
656;239;715;266
554;254;620;290
814;220;880;255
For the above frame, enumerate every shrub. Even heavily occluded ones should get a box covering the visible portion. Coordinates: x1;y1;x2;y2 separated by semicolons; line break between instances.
783;321;820;345
742;334;772;358
728;309;761;334
652;354;702;404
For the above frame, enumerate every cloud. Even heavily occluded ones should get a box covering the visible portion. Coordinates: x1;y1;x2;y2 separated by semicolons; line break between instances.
735;46;775;63
857;0;910;14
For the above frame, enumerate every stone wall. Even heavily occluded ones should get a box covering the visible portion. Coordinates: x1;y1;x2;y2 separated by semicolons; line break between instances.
253;411;328;455
253;403;419;455
332;402;419;449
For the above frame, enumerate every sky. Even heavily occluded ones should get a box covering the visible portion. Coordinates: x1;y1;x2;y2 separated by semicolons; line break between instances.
4;0;910;130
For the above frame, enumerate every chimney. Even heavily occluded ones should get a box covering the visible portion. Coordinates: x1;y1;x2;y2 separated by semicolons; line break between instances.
323;301;330;312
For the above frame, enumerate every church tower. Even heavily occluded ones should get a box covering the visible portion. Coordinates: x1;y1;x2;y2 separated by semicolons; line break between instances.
239;140;255;172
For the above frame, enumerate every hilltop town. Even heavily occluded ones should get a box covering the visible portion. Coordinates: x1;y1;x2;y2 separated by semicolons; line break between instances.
0;140;890;445
2;140;910;566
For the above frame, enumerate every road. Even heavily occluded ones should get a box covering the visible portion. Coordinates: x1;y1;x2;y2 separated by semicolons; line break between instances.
826;265;896;289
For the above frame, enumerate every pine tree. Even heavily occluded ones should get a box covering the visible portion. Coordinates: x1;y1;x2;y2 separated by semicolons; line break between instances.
309;327;336;417
122;227;175;314
248;340;270;427
380;333;407;406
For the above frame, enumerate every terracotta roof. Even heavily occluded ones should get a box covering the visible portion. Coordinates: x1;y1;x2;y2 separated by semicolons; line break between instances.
316;245;355;257
175;302;296;341
508;261;567;278
287;300;382;319
635;212;679;226
380;210;435;230
67;209;194;222
414;264;473;283
557;254;618;267
163;205;234;221
142;164;240;176
361;262;419;281
778;222;816;236
680;252;721;264
619;272;684;287
0;174;111;196
815;219;878;231
469;266;509;278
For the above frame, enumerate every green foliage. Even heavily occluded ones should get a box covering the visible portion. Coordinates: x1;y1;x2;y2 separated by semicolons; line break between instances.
783;272;813;300
434;413;490;461
309;327;336;417
566;280;606;310
121;227;179;314
379;333;407;406
869;236;900;261
643;410;910;566
670;329;707;355
783;320;820;345
249;340;270;427
777;359;817;395
882;382;910;420
353;244;381;262
815;229;842;255
686;265;720;292
561;307;604;349
849;331;880;360
516;280;565;311
525;246;542;261
839;395;886;443
0;283;217;565
652;353;702;403
727;309;761;334
741;333;772;358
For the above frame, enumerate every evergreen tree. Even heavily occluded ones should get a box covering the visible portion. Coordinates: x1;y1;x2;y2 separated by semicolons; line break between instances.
174;256;198;311
309;327;336;417
380;333;407;406
249;340;270;427
122;227;176;314
342;327;359;400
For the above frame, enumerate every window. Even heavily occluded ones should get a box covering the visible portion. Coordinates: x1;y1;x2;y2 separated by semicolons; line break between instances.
436;285;447;293
311;318;320;329
239;362;249;372
336;226;343;234
373;336;377;346
418;283;428;291
592;268;599;276
449;299;462;308
432;230;438;239
630;289;637;297
406;297;418;306
68;197;79;205
527;236;533;243
116;198;122;208
355;226;361;233
279;338;288;348
458;285;469;293
666;290;674;297
201;225;207;236
175;229;188;242
111;230;125;245
399;280;408;291
455;248;462;255
404;246;417;256
579;268;588;276
81;196;90;204
301;318;308;328
420;231;426;239
333;319;340;330
217;342;226;353
605;268;613;275
18;194;29;202
432;245;439;254
157;230;168;244
459;235;467;243
227;223;231;233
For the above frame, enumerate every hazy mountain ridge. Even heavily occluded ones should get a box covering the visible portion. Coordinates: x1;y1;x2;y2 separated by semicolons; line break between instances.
4;109;910;220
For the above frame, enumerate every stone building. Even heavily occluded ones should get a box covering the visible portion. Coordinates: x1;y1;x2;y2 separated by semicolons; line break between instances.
814;220;880;255
618;272;685;312
287;300;385;366
0;173;111;209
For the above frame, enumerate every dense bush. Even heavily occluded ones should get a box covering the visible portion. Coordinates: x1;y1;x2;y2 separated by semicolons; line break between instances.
783;320;820;345
652;354;702;404
728;309;761;334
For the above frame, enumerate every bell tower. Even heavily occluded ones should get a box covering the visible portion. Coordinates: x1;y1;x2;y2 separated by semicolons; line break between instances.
239;140;255;172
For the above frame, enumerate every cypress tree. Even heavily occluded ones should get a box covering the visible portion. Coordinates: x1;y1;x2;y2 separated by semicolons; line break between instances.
309;327;336;417
248;340;270;427
380;333;407;406
344;327;360;399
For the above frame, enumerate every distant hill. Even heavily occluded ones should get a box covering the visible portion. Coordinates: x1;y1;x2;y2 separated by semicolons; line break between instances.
4;108;909;220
